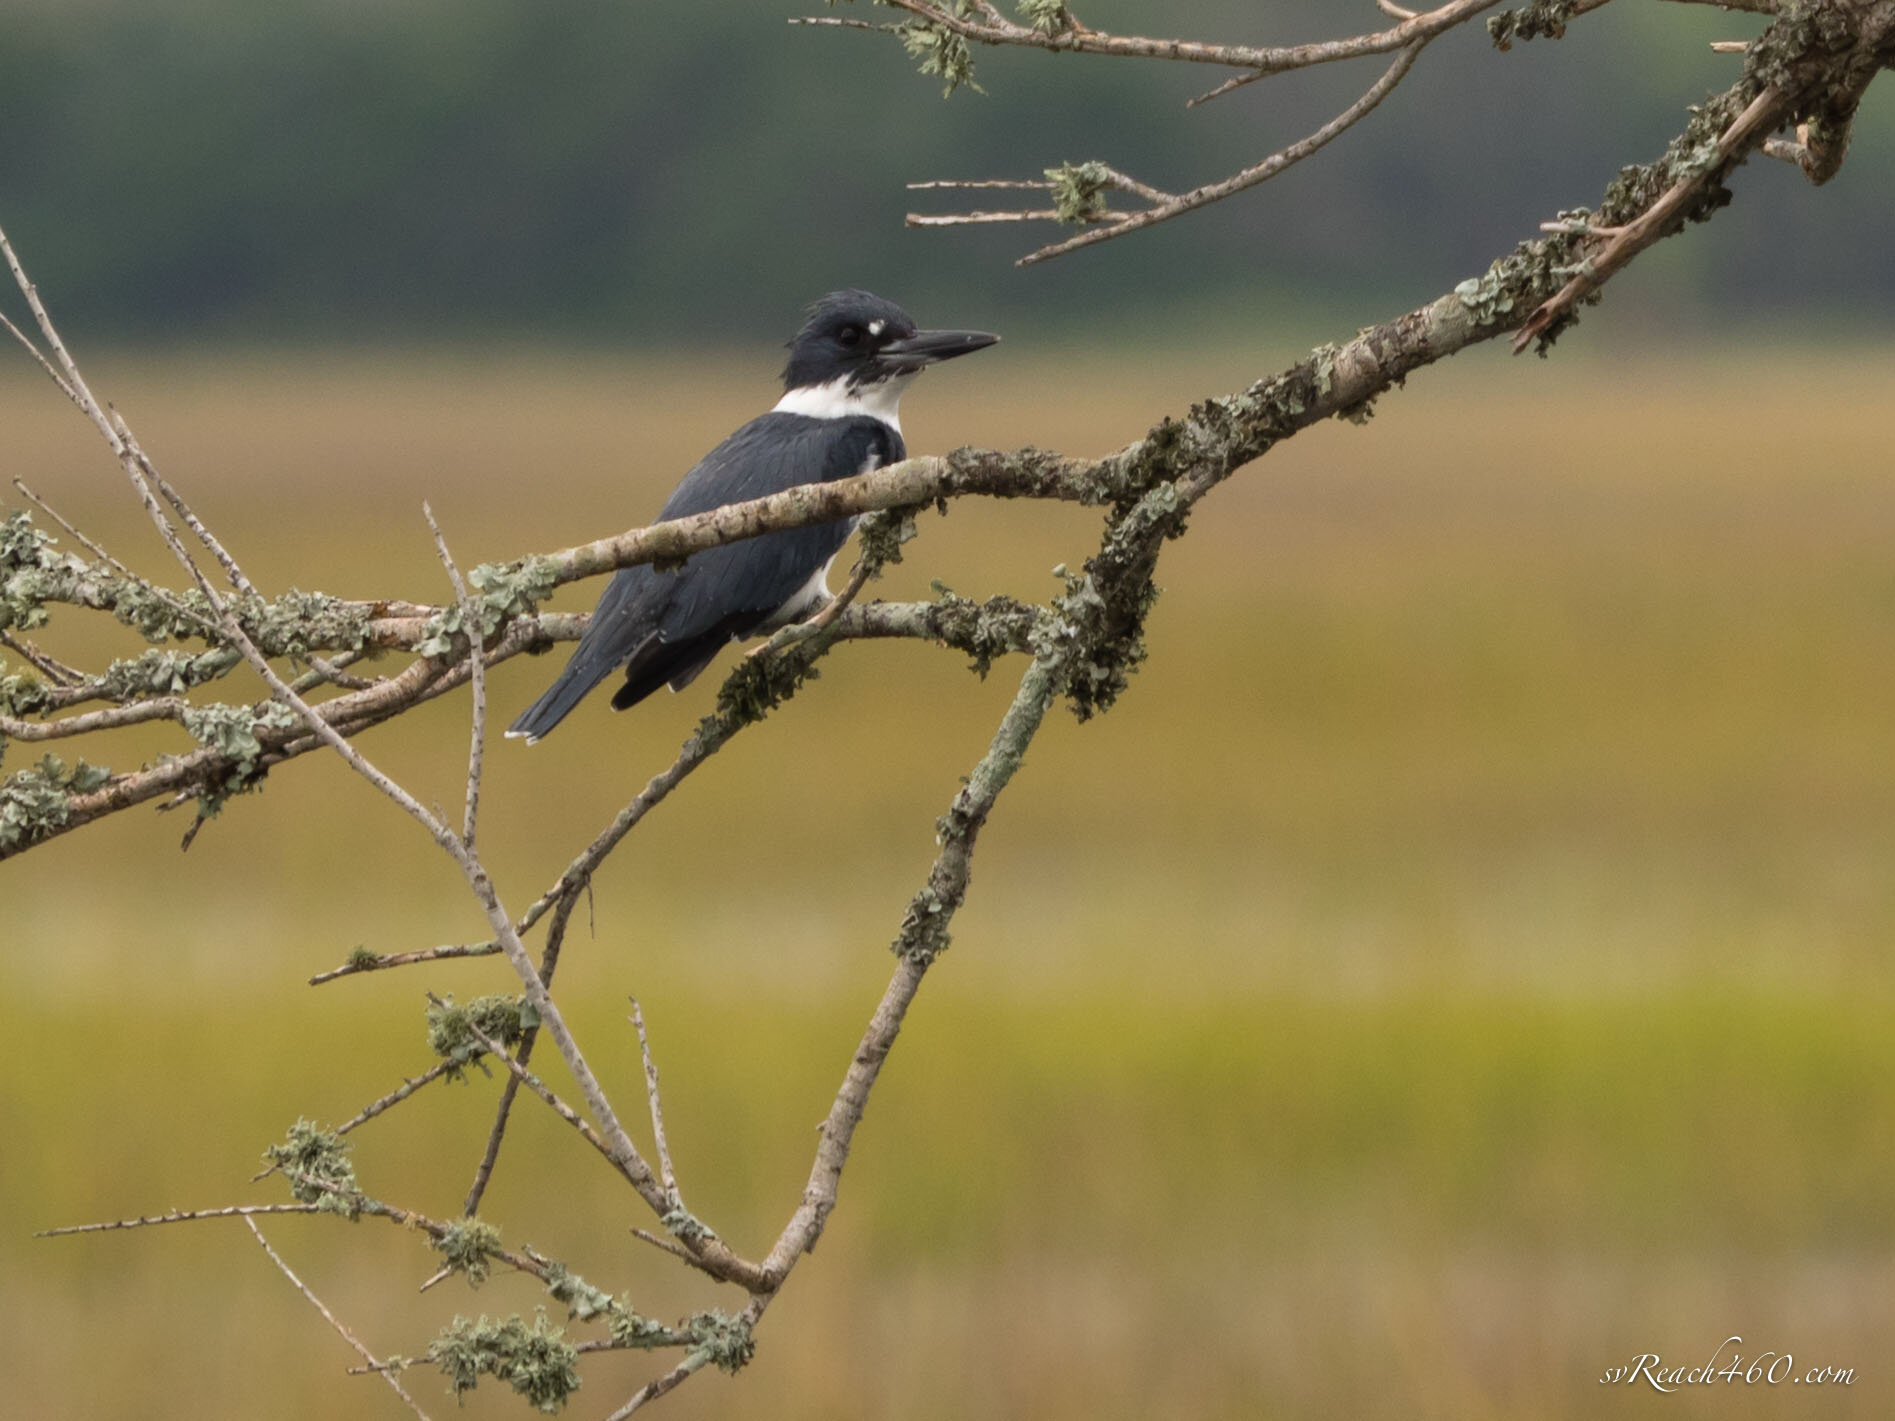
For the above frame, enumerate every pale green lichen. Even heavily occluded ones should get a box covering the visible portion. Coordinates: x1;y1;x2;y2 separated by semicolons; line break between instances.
893;882;952;962
898;3;983;97
924;587;1044;678
1453;268;1518;327
1489;0;1584;49
540;1262;683;1350
686;1310;755;1374
1018;0;1073;34
182;700;297;817
541;1263;617;1323
262;1118;367;1220
426;993;534;1076
0;660;52;719
433;1218;504;1287
1044;160;1112;223
416;555;559;657
428;1312;580;1413
854;506;921;571
609;1306;678;1349
0;752;111;852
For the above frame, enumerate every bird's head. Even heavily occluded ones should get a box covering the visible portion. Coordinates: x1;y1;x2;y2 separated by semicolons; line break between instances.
781;289;998;394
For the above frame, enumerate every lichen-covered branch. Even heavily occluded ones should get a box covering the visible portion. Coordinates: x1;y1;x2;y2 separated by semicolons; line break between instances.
3;0;1879;851
810;0;1503;82
761;647;1063;1281
876;0;1867;264
17;4;1895;1414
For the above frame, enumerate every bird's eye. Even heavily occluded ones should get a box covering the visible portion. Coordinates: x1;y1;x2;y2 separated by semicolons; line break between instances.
837;325;863;348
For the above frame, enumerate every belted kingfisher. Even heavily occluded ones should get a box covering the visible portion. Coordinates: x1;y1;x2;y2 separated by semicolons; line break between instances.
506;290;998;743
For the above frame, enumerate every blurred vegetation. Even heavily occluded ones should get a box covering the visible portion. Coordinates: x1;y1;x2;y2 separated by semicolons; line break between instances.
4;346;1894;1417
1;1;1894;346
6;2;1895;1414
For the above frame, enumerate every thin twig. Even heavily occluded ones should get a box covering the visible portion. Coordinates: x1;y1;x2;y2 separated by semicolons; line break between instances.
424;502;485;854
1187;68;1267;106
0;630;84;686
37;1203;322;1237
245;1218;435;1421
107;407;259;598
333;1061;458;1136
856;0;1499;74
746;553;875;659
603;1353;712;1421
905;178;1052;191
299;653;380;692
1020;40;1428;265
630;1000;679;1198
0;306;80;406
308;939;501;986
785;15;903;34
629;1226;715;1273
461;885;577;1215
1513;84;1787;350
907;209;1099;227
450;998;648;1194
12;477;134;581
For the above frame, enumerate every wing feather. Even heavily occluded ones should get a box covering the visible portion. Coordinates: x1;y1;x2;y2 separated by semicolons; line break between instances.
506;412;902;739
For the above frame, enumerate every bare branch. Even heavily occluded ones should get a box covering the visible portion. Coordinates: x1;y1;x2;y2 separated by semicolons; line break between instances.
905;177;1049;192
1019;40;1426;265
629;1226;714;1273
108;408;258;598
0;696;190;742
604;1352;711;1420
859;0;1501;75
0;630;85;686
1665;0;1777;12
0;306;80;405
424;502;485;854
449;1002;641;1192
12;478;134;582
38;1203;324;1237
460;895;573;1216
630;1000;680;1201
907;208;1080;227
333;1061;458;1137
763;649;1061;1280
244;1218;436;1421
786;15;903;34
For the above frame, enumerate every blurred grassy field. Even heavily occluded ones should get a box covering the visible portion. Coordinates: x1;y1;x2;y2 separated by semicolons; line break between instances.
4;340;1895;1419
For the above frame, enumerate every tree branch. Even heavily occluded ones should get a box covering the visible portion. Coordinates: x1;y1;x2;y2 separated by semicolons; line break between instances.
244;1218;437;1421
845;0;1502;75
1016;40;1427;265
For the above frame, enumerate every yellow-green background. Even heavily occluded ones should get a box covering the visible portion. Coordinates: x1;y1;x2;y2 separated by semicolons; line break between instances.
4;340;1893;1418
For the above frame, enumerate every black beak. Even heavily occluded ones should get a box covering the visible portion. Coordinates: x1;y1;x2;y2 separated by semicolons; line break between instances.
879;327;1000;372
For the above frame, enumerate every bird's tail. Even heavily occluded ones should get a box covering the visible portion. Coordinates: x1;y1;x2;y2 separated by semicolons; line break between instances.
505;644;622;744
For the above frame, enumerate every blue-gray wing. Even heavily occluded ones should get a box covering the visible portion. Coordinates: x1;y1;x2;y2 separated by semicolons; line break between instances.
506;412;901;740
